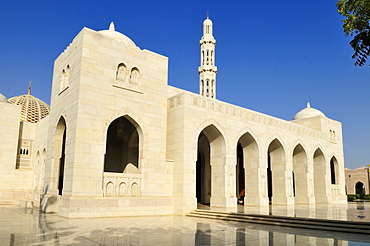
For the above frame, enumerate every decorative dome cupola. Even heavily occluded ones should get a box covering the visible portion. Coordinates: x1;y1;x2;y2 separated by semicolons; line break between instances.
98;22;136;46
8;82;50;123
293;102;326;120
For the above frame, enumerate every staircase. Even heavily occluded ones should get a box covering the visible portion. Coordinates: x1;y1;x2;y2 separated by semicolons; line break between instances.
187;209;370;234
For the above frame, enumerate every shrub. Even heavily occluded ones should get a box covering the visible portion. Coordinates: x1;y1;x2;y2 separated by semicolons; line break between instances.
347;194;359;201
363;194;370;200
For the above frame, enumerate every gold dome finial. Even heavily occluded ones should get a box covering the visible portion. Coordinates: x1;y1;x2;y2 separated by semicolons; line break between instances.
28;81;32;95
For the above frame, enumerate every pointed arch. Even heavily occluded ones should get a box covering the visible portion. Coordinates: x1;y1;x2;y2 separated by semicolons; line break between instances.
196;124;226;206
267;138;289;204
130;67;140;85
104;115;142;173
52;116;67;196
355;181;365;197
292;143;309;203
313;148;327;203
236;132;259;204
106;182;115;197
116;63;127;82
330;156;339;185
119;182;126;197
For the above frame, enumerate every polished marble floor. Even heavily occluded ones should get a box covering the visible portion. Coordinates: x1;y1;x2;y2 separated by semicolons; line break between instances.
1;205;370;246
199;201;370;222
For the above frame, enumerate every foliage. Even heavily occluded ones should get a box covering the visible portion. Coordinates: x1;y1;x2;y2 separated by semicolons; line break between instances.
347;194;360;201
363;194;370;199
347;194;370;201
337;0;370;66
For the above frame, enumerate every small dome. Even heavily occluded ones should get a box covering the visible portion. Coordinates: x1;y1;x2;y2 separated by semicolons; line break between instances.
0;93;8;103
293;103;325;120
8;94;50;123
98;22;136;46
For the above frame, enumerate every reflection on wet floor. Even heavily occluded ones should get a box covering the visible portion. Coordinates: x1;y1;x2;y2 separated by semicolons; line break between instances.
0;204;370;246
198;201;370;222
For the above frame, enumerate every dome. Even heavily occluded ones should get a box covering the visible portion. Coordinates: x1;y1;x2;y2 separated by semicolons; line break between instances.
98;22;136;46
0;93;8;103
8;94;50;123
293;103;325;120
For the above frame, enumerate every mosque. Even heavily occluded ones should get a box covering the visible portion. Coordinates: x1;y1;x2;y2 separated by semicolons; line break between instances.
0;17;347;218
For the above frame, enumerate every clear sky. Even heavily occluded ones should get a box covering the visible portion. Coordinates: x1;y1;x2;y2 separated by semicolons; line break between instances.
0;1;368;169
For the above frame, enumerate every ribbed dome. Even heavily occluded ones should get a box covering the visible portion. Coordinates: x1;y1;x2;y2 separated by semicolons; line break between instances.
8;94;50;123
293;103;325;120
99;22;136;46
0;93;8;103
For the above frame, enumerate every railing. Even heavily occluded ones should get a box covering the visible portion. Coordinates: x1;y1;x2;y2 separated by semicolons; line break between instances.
103;172;141;197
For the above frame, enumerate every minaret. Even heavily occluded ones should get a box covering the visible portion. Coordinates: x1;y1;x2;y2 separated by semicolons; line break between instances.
199;15;217;98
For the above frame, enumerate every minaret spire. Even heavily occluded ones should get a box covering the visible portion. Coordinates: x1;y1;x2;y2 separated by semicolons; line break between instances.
199;15;217;98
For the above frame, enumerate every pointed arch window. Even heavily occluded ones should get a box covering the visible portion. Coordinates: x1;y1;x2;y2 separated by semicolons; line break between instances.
59;65;70;94
116;63;127;83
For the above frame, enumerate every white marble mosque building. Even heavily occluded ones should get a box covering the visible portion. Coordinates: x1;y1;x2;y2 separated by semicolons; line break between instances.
0;17;347;218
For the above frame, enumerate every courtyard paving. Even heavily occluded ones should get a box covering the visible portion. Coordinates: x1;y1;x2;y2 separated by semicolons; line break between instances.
0;203;370;245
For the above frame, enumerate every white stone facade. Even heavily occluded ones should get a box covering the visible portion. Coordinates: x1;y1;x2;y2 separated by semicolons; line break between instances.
0;18;347;217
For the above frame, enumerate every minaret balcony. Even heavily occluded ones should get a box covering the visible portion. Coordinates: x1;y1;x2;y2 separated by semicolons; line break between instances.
198;66;217;73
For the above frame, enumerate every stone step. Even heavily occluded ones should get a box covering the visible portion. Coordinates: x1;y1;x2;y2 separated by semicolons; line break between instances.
0;200;16;205
187;209;370;234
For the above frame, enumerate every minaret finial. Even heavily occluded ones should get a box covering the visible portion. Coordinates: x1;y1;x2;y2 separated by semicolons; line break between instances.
206;11;209;19
307;102;311;108
28;81;32;95
109;22;115;31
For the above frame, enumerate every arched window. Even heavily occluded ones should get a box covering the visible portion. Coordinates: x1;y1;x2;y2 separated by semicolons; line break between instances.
201;80;204;95
116;63;127;82
60;69;66;92
330;157;338;185
104;116;140;173
59;65;70;93
130;68;140;85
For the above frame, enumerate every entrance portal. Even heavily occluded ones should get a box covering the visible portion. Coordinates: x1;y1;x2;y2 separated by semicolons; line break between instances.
196;132;211;204
53;117;67;196
355;182;365;198
236;144;245;204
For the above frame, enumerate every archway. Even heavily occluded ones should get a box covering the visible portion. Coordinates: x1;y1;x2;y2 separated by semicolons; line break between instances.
236;144;244;203
53;117;66;196
196;125;225;206
267;139;286;204
292;144;309;203
330;157;339;185
236;132;258;205
355;182;365;198
196;132;211;204
313;148;326;203
104;116;140;173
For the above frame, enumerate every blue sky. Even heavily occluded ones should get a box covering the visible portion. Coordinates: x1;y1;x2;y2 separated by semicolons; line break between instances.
0;1;368;169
